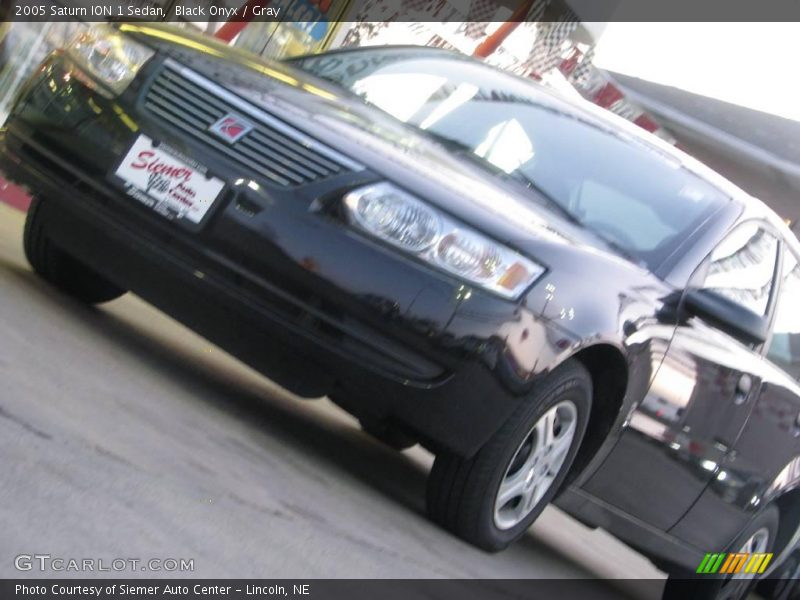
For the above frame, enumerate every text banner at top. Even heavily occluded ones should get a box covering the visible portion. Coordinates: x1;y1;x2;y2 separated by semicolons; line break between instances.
4;0;800;23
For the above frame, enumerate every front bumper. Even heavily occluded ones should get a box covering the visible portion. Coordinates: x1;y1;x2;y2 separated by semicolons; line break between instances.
0;53;567;456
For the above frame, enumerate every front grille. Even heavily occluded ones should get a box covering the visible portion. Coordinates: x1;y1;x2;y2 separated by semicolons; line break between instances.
144;65;355;187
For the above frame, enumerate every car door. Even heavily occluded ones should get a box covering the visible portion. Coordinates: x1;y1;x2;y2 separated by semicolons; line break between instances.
671;244;800;549
584;221;780;532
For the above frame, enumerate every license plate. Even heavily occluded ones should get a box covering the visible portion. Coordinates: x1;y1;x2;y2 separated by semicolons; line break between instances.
115;135;225;225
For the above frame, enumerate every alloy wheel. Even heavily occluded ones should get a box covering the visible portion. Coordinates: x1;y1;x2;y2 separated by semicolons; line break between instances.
718;527;771;600
493;399;578;530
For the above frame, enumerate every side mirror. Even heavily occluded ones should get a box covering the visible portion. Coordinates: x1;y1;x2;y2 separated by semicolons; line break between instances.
683;289;768;346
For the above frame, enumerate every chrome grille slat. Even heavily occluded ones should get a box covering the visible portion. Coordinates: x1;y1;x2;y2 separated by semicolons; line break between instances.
144;99;211;133
232;135;322;181
246;128;342;175
155;72;232;116
144;66;355;187
144;98;313;185
237;134;333;178
154;78;343;175
148;83;223;121
145;102;294;186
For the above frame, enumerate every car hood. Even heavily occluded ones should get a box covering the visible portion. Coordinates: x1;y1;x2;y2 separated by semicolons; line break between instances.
127;25;648;275
216;64;576;242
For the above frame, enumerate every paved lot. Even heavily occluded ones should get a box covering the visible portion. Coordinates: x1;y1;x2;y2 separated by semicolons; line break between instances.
0;203;665;596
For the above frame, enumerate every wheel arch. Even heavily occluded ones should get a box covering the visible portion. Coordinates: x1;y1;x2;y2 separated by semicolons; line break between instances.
562;343;629;487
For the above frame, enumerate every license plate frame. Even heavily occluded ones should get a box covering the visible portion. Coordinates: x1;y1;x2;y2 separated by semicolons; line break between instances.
113;135;226;228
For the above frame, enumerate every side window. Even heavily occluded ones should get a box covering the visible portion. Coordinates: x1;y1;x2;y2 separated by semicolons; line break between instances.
767;251;800;380
702;223;779;316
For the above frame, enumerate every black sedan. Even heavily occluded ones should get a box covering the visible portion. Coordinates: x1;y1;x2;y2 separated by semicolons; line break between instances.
2;24;800;597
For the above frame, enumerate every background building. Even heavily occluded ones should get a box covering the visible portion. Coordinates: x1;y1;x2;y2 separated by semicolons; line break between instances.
606;72;800;232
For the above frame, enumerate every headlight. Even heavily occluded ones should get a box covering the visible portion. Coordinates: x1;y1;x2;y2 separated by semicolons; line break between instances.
343;183;545;299
68;25;154;96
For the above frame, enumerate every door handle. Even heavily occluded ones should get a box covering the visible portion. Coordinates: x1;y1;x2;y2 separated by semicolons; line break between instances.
734;374;752;406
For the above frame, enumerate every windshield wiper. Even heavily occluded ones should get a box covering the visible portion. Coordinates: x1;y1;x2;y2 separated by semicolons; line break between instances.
503;172;643;265
422;131;475;154
418;133;643;265
424;134;584;224
503;171;582;225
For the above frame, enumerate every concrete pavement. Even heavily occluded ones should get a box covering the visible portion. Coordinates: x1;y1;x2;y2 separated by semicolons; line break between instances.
0;203;665;596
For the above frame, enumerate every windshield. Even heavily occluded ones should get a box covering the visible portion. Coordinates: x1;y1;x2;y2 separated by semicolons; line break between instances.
291;48;729;269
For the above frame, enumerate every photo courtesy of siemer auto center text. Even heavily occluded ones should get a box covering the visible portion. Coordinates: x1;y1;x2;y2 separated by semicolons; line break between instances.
1;0;800;598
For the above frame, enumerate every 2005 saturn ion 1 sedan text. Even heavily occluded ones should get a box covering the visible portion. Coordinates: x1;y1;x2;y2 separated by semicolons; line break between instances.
3;24;800;599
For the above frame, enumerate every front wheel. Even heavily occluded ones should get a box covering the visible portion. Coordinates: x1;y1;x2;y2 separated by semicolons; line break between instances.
24;197;125;304
426;360;592;551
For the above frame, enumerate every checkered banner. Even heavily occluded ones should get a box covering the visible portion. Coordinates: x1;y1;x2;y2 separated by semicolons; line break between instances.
519;11;579;78
343;0;556;31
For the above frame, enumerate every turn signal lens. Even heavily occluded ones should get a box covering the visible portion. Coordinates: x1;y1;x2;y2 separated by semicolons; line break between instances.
497;263;532;292
343;183;544;299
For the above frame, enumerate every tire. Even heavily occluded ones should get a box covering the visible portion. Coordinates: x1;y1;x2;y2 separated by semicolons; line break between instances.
663;504;780;600
427;359;592;551
757;550;800;600
24;197;125;304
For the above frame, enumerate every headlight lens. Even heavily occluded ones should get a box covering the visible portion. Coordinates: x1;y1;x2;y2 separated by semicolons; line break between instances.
348;184;441;253
68;26;154;96
343;183;545;299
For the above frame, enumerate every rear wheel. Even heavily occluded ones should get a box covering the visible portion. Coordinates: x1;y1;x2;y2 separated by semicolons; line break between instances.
426;360;592;551
663;505;780;600
24;197;125;304
757;549;800;600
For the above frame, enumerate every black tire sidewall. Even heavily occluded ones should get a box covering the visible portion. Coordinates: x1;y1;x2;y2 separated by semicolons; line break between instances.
763;553;800;600
717;505;780;600
665;504;780;600
470;361;592;549
24;197;124;304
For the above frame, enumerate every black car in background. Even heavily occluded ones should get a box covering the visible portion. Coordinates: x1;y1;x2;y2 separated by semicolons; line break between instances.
2;24;800;598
